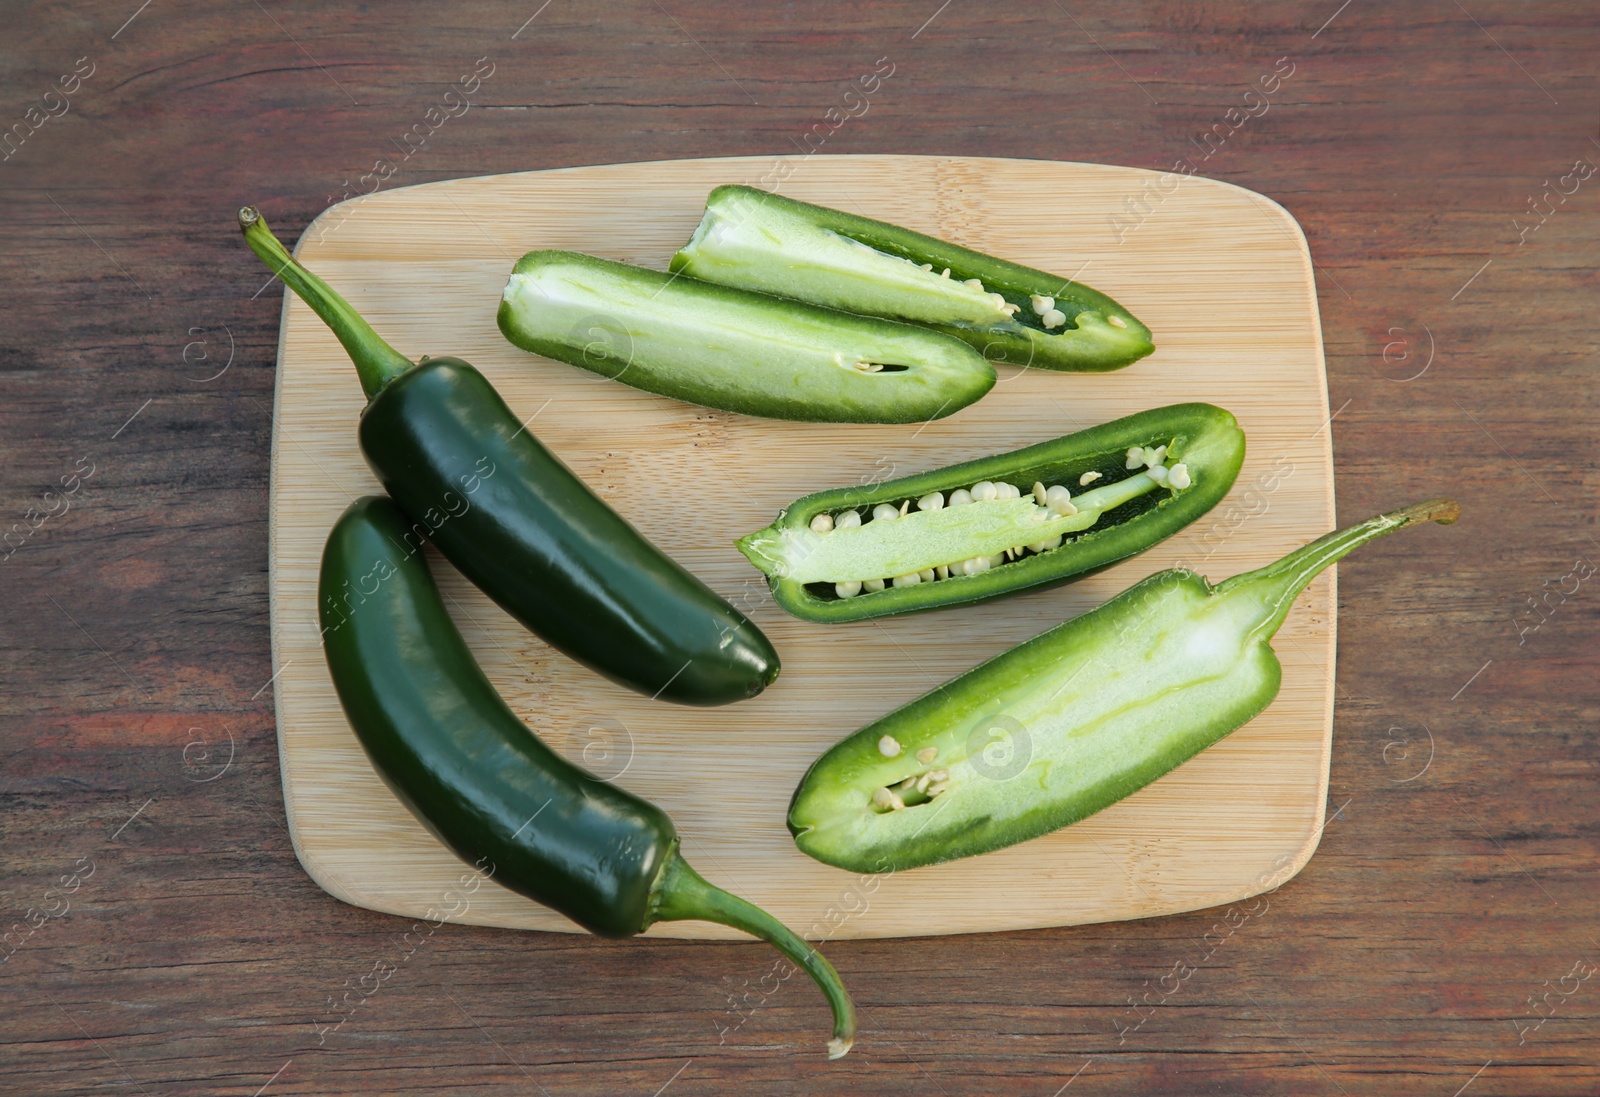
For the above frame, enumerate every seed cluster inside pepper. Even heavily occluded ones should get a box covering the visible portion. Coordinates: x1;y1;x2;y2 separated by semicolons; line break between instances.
838;233;1136;337
792;441;1192;601
869;735;949;812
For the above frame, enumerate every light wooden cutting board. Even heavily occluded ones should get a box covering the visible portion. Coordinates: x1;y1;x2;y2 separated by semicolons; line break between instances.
268;154;1333;940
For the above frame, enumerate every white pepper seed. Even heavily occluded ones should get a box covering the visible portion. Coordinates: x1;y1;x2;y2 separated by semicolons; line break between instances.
916;747;938;764
941;267;951;278
878;734;901;757
892;573;921;587
972;481;998;502
1108;315;1128;328
918;568;936;583
926;780;951;797
1032;481;1049;506
1029;294;1054;315
872;503;901;522
935;564;950;580
917;491;945;512
995;481;1021;500
809;513;835;533
963;278;984;291
1147;464;1170;485
1126;446;1145;469
871;786;897;810
863;578;886;592
948;488;973;507
1168;462;1192;489
835;509;862;530
1042;308;1067;329
987;553;1007;569
835;580;862;598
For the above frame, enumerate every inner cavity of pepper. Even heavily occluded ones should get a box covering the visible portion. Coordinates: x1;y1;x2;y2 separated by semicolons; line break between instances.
837;231;1133;335
868;740;951;813
798;441;1191;600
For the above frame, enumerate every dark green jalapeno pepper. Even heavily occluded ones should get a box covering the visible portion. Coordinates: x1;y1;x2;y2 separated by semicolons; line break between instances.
240;207;777;706
497;250;995;423
789;499;1460;873
670;185;1155;372
320;496;854;1057
737;404;1244;622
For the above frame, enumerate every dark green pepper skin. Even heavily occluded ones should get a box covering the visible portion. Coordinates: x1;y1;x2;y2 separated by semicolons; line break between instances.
320;496;857;1056
672;185;1155;372
320;496;674;936
737;404;1244;622
238;207;777;707
359;357;778;705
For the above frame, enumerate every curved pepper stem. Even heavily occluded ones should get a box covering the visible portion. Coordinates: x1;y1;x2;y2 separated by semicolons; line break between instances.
237;206;414;401
652;851;856;1059
1217;497;1461;641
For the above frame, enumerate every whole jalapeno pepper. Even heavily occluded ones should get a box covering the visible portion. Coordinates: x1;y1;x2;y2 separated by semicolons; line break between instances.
497;250;995;423
737;404;1244;622
788;499;1460;873
240;208;777;706
321;496;855;1057
670;185;1155;372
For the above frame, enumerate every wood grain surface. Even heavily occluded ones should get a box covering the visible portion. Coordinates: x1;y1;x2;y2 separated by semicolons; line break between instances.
271;154;1336;939
2;2;1596;1094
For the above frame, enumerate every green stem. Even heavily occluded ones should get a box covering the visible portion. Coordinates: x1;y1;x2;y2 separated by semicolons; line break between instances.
652;850;856;1059
237;206;414;400
1216;498;1461;640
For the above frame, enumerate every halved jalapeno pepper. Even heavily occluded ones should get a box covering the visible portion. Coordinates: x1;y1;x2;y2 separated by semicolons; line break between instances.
790;499;1461;874
671;185;1155;372
497;251;995;423
736;404;1244;622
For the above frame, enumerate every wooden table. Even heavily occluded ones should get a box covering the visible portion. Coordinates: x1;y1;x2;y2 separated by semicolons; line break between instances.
2;3;1595;1093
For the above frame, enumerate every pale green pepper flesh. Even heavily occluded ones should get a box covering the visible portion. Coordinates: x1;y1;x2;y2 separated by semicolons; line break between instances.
671;185;1154;372
498;250;995;424
738;403;1245;623
788;499;1461;873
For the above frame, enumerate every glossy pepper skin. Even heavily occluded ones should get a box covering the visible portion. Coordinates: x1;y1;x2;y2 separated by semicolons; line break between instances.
671;185;1155;372
789;499;1460;873
321;496;855;1057
497;250;995;423
737;404;1244;622
239;207;777;706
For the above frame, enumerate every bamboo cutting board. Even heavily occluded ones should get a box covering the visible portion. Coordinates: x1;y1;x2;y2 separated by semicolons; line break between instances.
268;155;1333;939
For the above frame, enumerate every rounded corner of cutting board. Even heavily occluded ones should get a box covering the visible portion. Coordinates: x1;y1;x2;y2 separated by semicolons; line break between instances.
267;154;1336;939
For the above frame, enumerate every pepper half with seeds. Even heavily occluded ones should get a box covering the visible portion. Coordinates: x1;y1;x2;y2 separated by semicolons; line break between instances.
322;496;854;1058
670;185;1155;372
736;404;1244;622
790;498;1461;874
498;251;995;423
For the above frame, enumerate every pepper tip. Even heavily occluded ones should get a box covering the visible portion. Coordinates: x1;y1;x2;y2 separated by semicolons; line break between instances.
238;205;261;230
827;1036;853;1060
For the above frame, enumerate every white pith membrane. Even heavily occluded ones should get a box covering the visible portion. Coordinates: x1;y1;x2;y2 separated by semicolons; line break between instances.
763;442;1191;607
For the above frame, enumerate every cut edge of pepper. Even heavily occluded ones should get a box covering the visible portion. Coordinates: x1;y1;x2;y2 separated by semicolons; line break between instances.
649;848;856;1059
